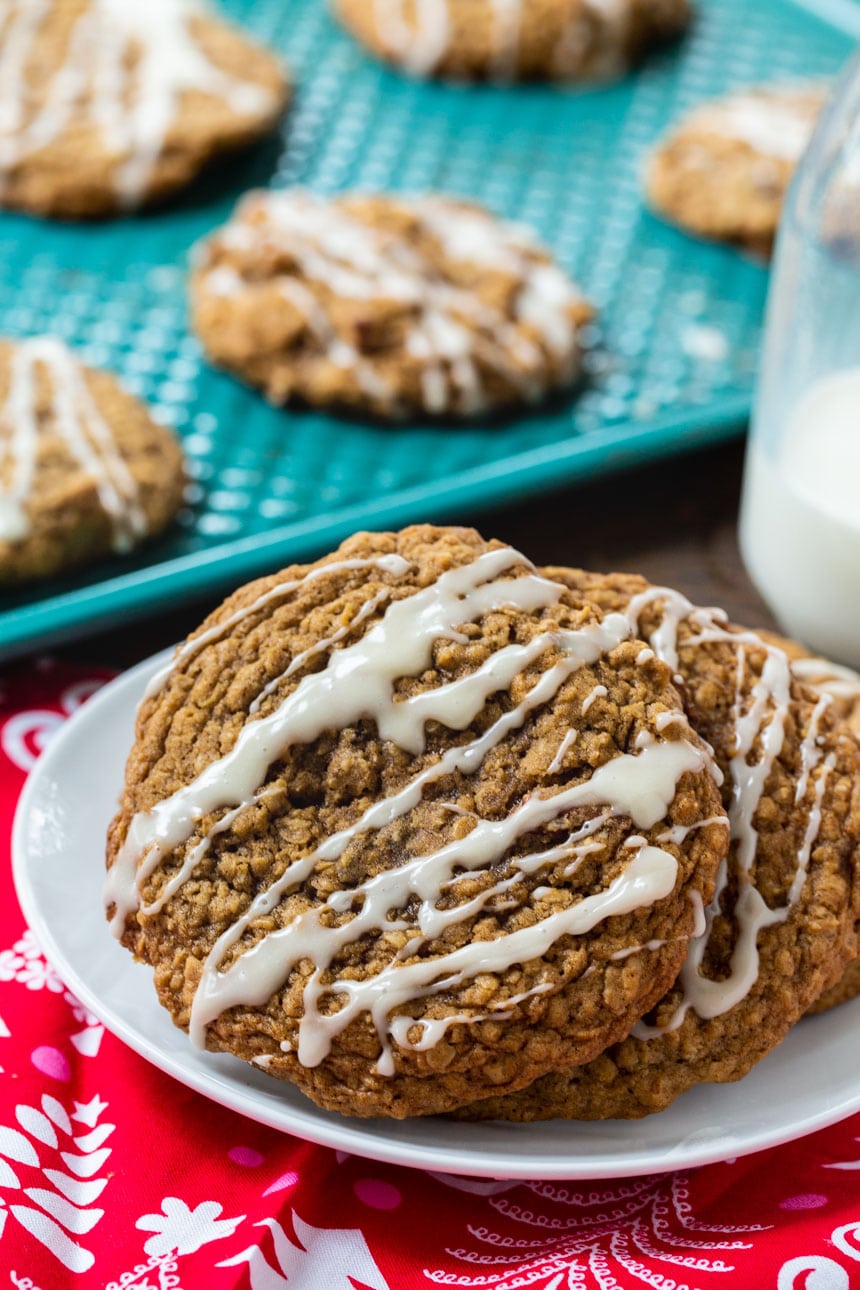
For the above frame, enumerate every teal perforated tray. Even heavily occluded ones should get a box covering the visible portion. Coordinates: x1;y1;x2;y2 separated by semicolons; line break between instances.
0;0;856;660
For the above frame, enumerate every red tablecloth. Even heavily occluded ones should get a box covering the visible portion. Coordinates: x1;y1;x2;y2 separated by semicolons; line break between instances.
3;661;860;1289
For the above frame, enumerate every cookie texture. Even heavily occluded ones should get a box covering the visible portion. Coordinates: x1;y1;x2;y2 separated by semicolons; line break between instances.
457;570;860;1120
0;0;289;219
105;526;728;1119
191;191;594;420
647;85;826;253
809;958;860;1015
335;0;690;82
0;336;185;584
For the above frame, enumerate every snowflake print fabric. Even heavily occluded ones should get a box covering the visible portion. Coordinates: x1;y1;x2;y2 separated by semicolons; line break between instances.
2;657;860;1287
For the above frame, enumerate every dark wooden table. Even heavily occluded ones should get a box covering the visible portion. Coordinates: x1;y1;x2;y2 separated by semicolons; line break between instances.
57;435;779;671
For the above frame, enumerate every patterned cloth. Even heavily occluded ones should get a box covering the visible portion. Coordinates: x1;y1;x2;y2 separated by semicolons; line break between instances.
2;659;860;1289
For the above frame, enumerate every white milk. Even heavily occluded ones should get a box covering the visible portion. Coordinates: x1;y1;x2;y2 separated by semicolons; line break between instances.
739;367;860;666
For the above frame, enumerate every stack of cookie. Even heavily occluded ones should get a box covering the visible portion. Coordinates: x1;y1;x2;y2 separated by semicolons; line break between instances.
4;4;846;1122
104;525;860;1120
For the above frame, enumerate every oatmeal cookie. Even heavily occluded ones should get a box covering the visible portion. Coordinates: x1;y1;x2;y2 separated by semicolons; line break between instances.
457;570;860;1119
0;0;289;219
105;526;728;1118
762;636;860;1016
647;85;827;253
335;0;690;82
190;190;594;420
0;336;185;583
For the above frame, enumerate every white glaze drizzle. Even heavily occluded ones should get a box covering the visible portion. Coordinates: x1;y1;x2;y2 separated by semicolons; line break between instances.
0;0;278;206
200;190;587;416
547;728;578;774
620;892;704;998
656;815;729;847
689;888;706;938
610;935;668;962
387;981;554;1053
581;683;608;715
0;336;147;548
655;710;687;733
622;585;839;1033
110;544;716;1072
684;87;825;163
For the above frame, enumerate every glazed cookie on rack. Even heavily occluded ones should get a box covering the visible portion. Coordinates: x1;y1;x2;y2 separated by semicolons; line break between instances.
0;0;289;218
190;190;594;420
335;0;691;82
0;337;186;583
647;85;827;253
104;525;729;1118
457;570;860;1120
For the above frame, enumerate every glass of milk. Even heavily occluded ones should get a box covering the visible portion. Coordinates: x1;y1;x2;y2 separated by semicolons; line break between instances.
739;55;860;667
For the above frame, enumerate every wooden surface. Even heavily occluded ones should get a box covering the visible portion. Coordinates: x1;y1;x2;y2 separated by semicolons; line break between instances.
56;435;778;670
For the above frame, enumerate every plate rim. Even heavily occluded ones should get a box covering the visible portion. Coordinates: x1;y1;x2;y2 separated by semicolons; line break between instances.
11;656;860;1180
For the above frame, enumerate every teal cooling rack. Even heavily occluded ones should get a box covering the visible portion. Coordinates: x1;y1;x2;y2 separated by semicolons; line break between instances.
0;0;856;659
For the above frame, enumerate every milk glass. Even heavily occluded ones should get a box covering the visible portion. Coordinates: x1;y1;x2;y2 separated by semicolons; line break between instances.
739;55;860;667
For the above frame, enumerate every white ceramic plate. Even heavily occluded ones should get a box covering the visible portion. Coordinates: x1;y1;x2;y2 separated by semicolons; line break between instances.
12;655;860;1180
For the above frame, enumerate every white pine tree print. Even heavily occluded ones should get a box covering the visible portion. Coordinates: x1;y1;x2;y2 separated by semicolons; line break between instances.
217;1211;391;1289
0;1092;113;1273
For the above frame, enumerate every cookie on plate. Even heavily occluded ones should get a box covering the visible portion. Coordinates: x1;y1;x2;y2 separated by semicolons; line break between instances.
191;190;594;420
457;570;860;1120
0;337;186;584
104;525;728;1118
764;638;860;1016
647;85;827;253
0;0;289;218
335;0;690;82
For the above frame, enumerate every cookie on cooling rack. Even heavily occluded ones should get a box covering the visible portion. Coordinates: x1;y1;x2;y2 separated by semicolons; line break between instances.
335;0;690;81
190;190;594;420
0;337;185;584
0;0;289;218
647;84;827;253
104;525;729;1119
456;570;860;1120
